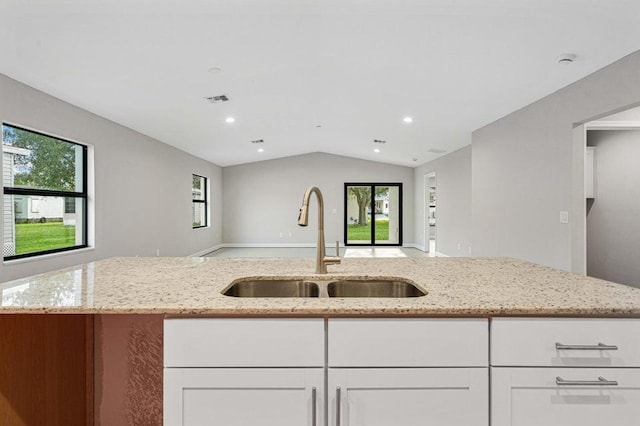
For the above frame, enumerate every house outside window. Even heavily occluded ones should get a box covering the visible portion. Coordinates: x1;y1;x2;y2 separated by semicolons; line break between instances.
2;124;88;260
192;174;208;228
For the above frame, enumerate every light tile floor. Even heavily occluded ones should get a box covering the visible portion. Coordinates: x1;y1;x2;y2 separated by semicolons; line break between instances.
203;247;433;258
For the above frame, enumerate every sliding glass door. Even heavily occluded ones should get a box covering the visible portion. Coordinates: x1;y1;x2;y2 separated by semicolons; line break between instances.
344;183;402;246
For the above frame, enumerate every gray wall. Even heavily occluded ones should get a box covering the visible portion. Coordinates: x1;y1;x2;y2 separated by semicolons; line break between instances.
586;130;640;288
472;51;640;271
222;152;414;246
0;73;222;282
413;146;472;256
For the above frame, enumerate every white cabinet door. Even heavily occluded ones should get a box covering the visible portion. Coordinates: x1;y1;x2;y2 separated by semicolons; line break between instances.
492;368;640;426
328;368;488;426
165;368;323;426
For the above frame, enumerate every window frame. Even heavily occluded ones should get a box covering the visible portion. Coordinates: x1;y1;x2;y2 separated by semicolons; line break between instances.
2;123;89;260
192;174;208;229
343;182;403;247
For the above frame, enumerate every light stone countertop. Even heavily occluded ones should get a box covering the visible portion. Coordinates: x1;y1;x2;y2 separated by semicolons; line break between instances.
2;256;640;316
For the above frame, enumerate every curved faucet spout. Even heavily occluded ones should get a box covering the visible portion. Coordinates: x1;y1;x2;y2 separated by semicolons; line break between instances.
297;186;340;274
298;186;323;228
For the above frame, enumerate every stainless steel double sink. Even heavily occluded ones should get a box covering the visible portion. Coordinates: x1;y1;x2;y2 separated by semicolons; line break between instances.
222;277;426;298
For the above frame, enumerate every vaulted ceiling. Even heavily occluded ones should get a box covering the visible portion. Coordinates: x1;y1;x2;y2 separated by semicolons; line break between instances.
2;0;640;166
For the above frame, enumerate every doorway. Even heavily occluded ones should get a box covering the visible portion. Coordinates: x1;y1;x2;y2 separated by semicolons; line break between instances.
573;104;640;286
424;173;436;255
585;126;640;287
344;183;402;246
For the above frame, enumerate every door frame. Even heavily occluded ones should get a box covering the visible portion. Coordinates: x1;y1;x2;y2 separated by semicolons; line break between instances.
343;183;403;246
424;172;436;254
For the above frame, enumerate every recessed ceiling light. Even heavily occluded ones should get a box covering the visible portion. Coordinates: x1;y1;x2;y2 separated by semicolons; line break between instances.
403;116;413;123
257;148;264;153
373;148;380;153
225;117;235;123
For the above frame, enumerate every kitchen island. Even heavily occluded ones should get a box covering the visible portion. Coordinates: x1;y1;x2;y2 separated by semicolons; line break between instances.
2;256;640;425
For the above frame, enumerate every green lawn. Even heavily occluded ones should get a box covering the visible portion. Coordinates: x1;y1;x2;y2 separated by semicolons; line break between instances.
347;220;389;241
15;222;76;254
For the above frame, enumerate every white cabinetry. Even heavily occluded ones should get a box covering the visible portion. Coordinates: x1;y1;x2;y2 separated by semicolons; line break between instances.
164;316;640;426
165;368;323;426
492;368;640;426
329;368;487;426
328;318;489;426
165;318;489;426
491;318;640;426
164;318;324;426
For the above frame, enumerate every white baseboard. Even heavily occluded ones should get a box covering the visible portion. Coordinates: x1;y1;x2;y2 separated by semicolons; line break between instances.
435;251;449;257
190;244;224;257
221;243;319;248
197;243;435;257
403;243;426;251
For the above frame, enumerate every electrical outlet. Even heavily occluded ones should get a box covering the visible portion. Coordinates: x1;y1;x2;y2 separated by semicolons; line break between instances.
559;211;569;224
288;232;292;238
156;248;160;256
332;208;337;214
457;243;461;251
279;232;284;238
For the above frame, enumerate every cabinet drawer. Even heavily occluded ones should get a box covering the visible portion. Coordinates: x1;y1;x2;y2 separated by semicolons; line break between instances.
491;318;640;367
328;318;488;367
492;367;640;426
164;318;324;367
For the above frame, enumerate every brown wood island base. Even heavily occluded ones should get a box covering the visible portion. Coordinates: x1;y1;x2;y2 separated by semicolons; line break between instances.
0;314;93;426
0;314;164;426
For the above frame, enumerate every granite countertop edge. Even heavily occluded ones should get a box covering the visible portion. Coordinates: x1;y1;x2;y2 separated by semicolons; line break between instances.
1;256;640;317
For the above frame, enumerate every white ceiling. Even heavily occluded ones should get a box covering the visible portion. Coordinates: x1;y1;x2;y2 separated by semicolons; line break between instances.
1;0;640;167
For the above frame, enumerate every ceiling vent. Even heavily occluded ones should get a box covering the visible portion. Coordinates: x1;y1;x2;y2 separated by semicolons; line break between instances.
557;53;576;65
427;148;447;154
205;94;230;103
251;139;264;144
373;139;387;144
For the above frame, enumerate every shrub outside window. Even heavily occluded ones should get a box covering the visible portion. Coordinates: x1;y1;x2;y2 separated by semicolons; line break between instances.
2;124;88;260
192;174;208;228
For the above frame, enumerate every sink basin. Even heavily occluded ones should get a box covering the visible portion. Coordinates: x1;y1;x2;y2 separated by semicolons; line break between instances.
327;279;426;298
223;279;320;298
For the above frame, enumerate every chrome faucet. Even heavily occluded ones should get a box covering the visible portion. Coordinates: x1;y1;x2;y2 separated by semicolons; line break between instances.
297;186;341;274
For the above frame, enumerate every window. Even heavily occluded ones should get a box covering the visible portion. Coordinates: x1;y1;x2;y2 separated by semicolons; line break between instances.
2;124;88;260
64;197;76;214
344;183;403;246
192;174;208;228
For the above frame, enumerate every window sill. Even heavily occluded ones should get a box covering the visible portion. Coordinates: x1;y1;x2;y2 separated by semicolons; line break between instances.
3;246;95;266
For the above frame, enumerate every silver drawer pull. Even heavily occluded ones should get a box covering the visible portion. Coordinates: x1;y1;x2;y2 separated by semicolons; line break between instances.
555;342;618;351
556;376;619;386
311;387;317;426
